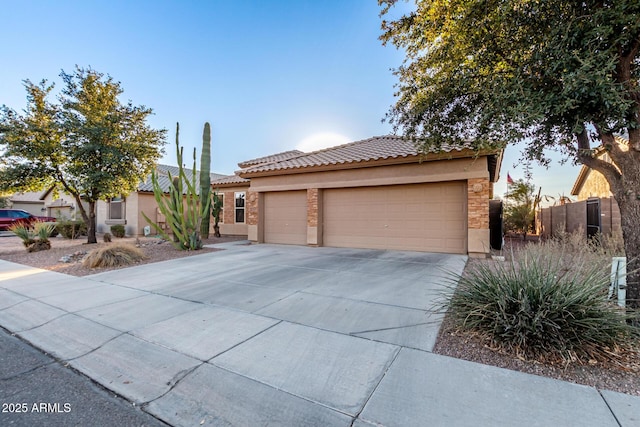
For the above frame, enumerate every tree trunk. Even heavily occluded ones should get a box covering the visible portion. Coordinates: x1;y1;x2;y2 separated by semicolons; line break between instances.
617;197;640;308
87;201;97;244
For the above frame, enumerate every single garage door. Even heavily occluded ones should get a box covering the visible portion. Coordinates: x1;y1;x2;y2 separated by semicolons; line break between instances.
323;182;467;253
264;191;307;245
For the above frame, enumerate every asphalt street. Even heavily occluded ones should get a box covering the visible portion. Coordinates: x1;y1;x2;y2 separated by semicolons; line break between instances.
0;327;166;427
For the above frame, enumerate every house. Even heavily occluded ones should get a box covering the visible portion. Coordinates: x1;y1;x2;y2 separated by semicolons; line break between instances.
8;165;227;237
9;189;85;218
209;150;304;236
565;138;625;237
8;191;46;216
95;164;226;236
233;136;502;257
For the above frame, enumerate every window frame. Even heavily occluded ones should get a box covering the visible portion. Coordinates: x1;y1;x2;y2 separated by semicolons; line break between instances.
234;192;245;224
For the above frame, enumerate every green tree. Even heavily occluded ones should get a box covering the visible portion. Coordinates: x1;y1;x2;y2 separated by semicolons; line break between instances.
380;1;640;307
0;67;166;244
504;180;537;239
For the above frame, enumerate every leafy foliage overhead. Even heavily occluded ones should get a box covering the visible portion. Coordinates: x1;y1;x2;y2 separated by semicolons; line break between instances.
380;0;640;163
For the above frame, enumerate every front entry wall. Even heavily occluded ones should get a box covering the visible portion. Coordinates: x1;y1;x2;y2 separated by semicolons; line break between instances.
249;159;493;255
323;182;467;254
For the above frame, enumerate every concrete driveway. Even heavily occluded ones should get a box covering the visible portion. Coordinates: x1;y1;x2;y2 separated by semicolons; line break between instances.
1;242;637;426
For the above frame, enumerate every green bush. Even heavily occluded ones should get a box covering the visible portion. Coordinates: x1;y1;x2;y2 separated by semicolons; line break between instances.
110;224;126;238
56;220;87;239
443;237;639;363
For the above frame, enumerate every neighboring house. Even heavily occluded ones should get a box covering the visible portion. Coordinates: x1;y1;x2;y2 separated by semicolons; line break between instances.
95;164;226;236
9;191;45;215
234;136;502;257
10;189;84;218
562;138;626;237
41;188;87;219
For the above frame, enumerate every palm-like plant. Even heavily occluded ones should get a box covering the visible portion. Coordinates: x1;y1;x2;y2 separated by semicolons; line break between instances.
504;179;537;239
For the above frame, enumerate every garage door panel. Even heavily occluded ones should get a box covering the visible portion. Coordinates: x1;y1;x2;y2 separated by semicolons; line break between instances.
264;191;307;245
323;182;466;254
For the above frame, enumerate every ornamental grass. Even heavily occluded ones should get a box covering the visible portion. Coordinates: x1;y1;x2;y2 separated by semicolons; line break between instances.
83;243;146;269
443;234;639;364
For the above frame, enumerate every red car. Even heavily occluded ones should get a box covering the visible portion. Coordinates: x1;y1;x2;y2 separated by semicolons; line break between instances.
0;209;57;231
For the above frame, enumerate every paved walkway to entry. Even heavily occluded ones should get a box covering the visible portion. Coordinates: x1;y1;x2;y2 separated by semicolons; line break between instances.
0;242;638;426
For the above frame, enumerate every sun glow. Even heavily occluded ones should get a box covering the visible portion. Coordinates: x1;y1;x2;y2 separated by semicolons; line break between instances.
295;132;351;152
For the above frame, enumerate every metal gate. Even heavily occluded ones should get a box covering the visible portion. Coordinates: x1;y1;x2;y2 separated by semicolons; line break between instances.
586;198;601;238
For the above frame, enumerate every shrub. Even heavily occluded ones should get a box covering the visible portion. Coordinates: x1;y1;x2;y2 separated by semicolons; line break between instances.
103;233;112;242
40;221;59;237
443;237;639;363
82;243;146;269
9;222;55;252
110;224;126;238
56;220;87;239
9;223;36;248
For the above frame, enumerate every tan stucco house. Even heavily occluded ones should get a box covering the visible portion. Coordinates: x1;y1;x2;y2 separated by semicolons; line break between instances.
230;136;502;257
95;164;226;236
10;189;86;218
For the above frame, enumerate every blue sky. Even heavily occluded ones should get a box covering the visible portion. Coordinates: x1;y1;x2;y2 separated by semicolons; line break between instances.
2;0;580;203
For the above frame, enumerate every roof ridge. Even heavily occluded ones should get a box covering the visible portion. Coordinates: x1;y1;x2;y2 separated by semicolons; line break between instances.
300;135;403;156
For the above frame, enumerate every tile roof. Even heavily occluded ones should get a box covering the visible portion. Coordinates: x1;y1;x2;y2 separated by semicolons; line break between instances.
239;135;474;175
238;150;305;169
138;164;227;194
211;174;250;186
9;191;46;202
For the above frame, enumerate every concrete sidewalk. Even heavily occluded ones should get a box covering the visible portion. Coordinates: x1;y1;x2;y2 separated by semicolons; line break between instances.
0;242;638;426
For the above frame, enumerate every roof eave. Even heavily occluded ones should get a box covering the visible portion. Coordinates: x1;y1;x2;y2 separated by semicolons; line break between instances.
570;165;590;195
238;149;498;179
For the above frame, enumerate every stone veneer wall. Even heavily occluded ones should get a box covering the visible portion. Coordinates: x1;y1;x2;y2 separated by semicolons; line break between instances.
307;189;318;227
222;191;235;224
247;191;258;226
467;178;490;229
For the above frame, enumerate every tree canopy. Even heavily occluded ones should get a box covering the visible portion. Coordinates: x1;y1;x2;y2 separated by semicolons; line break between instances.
0;67;166;243
380;0;640;306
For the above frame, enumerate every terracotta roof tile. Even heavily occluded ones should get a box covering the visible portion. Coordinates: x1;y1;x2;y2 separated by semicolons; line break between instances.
138;164;226;193
239;136;472;175
238;150;305;168
211;174;250;186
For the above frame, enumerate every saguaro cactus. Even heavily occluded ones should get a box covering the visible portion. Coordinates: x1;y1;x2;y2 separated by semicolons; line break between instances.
142;123;210;250
199;122;212;238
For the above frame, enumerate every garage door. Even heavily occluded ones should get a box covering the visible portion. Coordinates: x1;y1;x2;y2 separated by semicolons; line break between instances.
264;191;307;245
323;182;467;253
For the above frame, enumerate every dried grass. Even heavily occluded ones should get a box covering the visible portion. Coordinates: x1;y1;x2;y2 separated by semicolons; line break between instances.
82;243;146;269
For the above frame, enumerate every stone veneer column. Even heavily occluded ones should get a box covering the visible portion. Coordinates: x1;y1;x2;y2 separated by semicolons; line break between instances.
246;191;260;242
223;191;235;224
467;178;491;257
306;188;322;246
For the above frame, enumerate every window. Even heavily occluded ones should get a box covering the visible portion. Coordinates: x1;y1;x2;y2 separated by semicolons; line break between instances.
109;196;124;220
235;192;245;223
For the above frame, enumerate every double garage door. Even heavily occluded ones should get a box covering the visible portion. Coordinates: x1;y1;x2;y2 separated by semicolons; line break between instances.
263;182;467;254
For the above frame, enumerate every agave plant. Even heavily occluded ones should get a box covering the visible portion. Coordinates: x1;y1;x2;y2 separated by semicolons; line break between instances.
9;222;55;252
9;223;35;248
